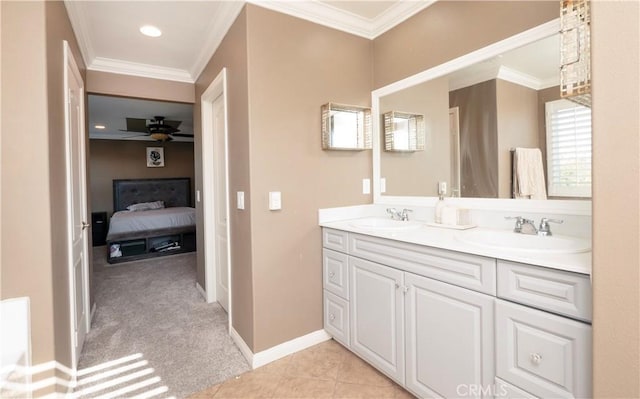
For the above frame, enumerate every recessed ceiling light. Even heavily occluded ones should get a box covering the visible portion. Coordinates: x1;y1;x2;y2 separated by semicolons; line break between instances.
94;124;106;129
140;25;162;38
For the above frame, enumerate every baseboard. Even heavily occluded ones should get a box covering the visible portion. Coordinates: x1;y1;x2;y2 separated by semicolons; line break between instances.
229;326;253;367
252;329;331;369
229;328;331;370
195;282;207;301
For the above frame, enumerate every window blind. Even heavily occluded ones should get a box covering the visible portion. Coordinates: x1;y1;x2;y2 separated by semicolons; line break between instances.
545;99;592;197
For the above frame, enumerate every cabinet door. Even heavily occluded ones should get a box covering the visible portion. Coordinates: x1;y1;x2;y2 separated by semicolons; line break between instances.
405;273;495;399
350;257;405;384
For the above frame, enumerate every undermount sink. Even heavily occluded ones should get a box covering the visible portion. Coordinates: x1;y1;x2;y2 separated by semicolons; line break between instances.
456;229;591;254
350;217;422;231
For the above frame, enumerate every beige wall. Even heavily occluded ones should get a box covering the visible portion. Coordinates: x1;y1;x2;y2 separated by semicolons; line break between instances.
194;8;255;348
496;79;540;198
87;70;195;103
246;5;373;351
380;76;450;196
592;1;640;397
89;140;195;215
373;1;558;88
1;0;85;374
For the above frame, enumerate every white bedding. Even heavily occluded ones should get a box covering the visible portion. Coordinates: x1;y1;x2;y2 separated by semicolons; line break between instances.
107;207;196;238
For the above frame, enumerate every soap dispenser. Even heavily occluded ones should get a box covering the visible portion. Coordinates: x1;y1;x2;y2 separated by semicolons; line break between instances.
435;182;447;224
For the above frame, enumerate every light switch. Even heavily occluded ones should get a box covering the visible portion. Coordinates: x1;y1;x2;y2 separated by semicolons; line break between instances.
438;181;447;195
362;178;371;194
380;178;387;193
237;191;245;210
269;191;282;210
196;190;201;202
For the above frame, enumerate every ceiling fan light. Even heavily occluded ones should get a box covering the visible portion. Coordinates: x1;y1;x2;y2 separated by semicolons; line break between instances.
140;25;162;38
150;132;170;141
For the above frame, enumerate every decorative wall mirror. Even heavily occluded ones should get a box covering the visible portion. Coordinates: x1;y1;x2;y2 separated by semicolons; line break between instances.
321;102;372;150
383;111;425;152
371;19;592;214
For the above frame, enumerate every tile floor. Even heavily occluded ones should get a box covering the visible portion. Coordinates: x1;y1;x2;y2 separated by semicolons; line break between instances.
188;339;416;399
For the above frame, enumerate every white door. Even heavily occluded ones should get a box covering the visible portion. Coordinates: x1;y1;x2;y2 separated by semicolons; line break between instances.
213;94;229;312
350;257;404;384
405;272;495;399
64;42;90;366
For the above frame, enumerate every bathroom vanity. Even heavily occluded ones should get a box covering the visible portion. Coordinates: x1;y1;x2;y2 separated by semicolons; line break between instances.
320;219;591;399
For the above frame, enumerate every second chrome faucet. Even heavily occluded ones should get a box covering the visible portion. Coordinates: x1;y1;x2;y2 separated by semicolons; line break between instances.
506;216;563;236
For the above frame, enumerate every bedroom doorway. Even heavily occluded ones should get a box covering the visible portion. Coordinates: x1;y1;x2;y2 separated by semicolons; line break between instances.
64;41;91;368
201;68;231;317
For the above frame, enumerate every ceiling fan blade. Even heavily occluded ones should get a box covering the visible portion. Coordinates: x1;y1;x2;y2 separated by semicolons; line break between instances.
125;118;150;133
163;120;182;129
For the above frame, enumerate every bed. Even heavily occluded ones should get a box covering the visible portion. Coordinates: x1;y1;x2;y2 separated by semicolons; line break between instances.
106;178;196;264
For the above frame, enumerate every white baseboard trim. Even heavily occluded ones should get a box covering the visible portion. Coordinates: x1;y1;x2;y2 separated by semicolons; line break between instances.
229;326;254;367
195;282;207;301
253;329;331;369
229;328;331;370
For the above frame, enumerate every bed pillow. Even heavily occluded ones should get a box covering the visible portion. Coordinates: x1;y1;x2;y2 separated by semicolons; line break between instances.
126;201;165;212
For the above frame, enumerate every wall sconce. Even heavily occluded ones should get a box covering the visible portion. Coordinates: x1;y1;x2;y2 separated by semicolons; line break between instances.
321;103;372;150
560;0;591;107
383;111;425;152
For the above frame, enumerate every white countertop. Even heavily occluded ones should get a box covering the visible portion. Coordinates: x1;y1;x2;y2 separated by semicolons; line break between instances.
320;218;592;275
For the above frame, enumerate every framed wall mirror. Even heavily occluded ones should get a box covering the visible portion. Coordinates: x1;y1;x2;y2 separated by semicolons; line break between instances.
383;111;425;152
321;102;372;150
372;19;592;210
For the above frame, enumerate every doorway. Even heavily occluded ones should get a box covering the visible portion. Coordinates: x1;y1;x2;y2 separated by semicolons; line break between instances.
201;68;231;320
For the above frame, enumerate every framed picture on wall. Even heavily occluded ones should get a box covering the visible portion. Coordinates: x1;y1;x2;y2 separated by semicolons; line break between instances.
146;147;165;167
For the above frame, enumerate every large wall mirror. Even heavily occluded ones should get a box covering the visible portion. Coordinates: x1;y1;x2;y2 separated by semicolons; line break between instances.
373;20;592;206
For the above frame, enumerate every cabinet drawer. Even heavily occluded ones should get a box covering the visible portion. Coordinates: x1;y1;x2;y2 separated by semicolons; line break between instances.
350;233;496;295
323;228;349;253
495;378;538;399
497;260;592;322
323;249;349;300
324;290;350;347
496;300;592;399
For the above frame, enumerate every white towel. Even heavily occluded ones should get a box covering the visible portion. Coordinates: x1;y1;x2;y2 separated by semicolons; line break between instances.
514;148;547;200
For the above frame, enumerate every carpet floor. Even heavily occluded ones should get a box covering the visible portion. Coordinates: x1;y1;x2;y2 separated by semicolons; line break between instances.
76;248;250;398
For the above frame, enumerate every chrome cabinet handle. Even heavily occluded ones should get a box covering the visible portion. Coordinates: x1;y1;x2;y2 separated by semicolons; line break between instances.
81;221;91;230
530;353;543;365
328;271;335;279
395;282;400;289
329;313;335;321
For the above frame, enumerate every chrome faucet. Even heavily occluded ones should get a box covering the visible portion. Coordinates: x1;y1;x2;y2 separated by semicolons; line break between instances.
386;208;413;221
538;218;564;236
505;216;538;235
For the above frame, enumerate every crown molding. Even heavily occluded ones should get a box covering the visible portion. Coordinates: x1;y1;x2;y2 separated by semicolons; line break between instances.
497;66;544;90
248;0;373;38
371;0;437;37
190;1;245;81
63;0;95;67
88;57;194;83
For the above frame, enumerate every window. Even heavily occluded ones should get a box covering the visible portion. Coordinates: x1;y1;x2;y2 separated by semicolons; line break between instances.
545;99;592;197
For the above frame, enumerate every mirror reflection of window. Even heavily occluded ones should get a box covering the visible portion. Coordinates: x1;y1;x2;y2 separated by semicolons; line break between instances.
545;99;592;197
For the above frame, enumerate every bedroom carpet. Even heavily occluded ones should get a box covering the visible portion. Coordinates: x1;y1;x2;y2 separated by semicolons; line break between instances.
76;248;250;399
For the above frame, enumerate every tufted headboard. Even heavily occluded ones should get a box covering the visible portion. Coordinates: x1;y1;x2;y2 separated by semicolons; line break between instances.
113;178;191;212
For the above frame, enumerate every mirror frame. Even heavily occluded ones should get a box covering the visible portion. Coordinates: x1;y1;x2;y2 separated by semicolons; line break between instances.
371;18;591;216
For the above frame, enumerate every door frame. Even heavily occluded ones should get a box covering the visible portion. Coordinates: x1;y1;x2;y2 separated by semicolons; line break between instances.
201;68;232;325
63;40;90;370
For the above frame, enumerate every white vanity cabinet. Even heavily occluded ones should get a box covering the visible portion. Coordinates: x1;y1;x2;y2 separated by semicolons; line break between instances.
321;227;592;399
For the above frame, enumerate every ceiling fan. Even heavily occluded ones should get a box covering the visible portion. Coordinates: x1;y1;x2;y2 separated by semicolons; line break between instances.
120;116;193;141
